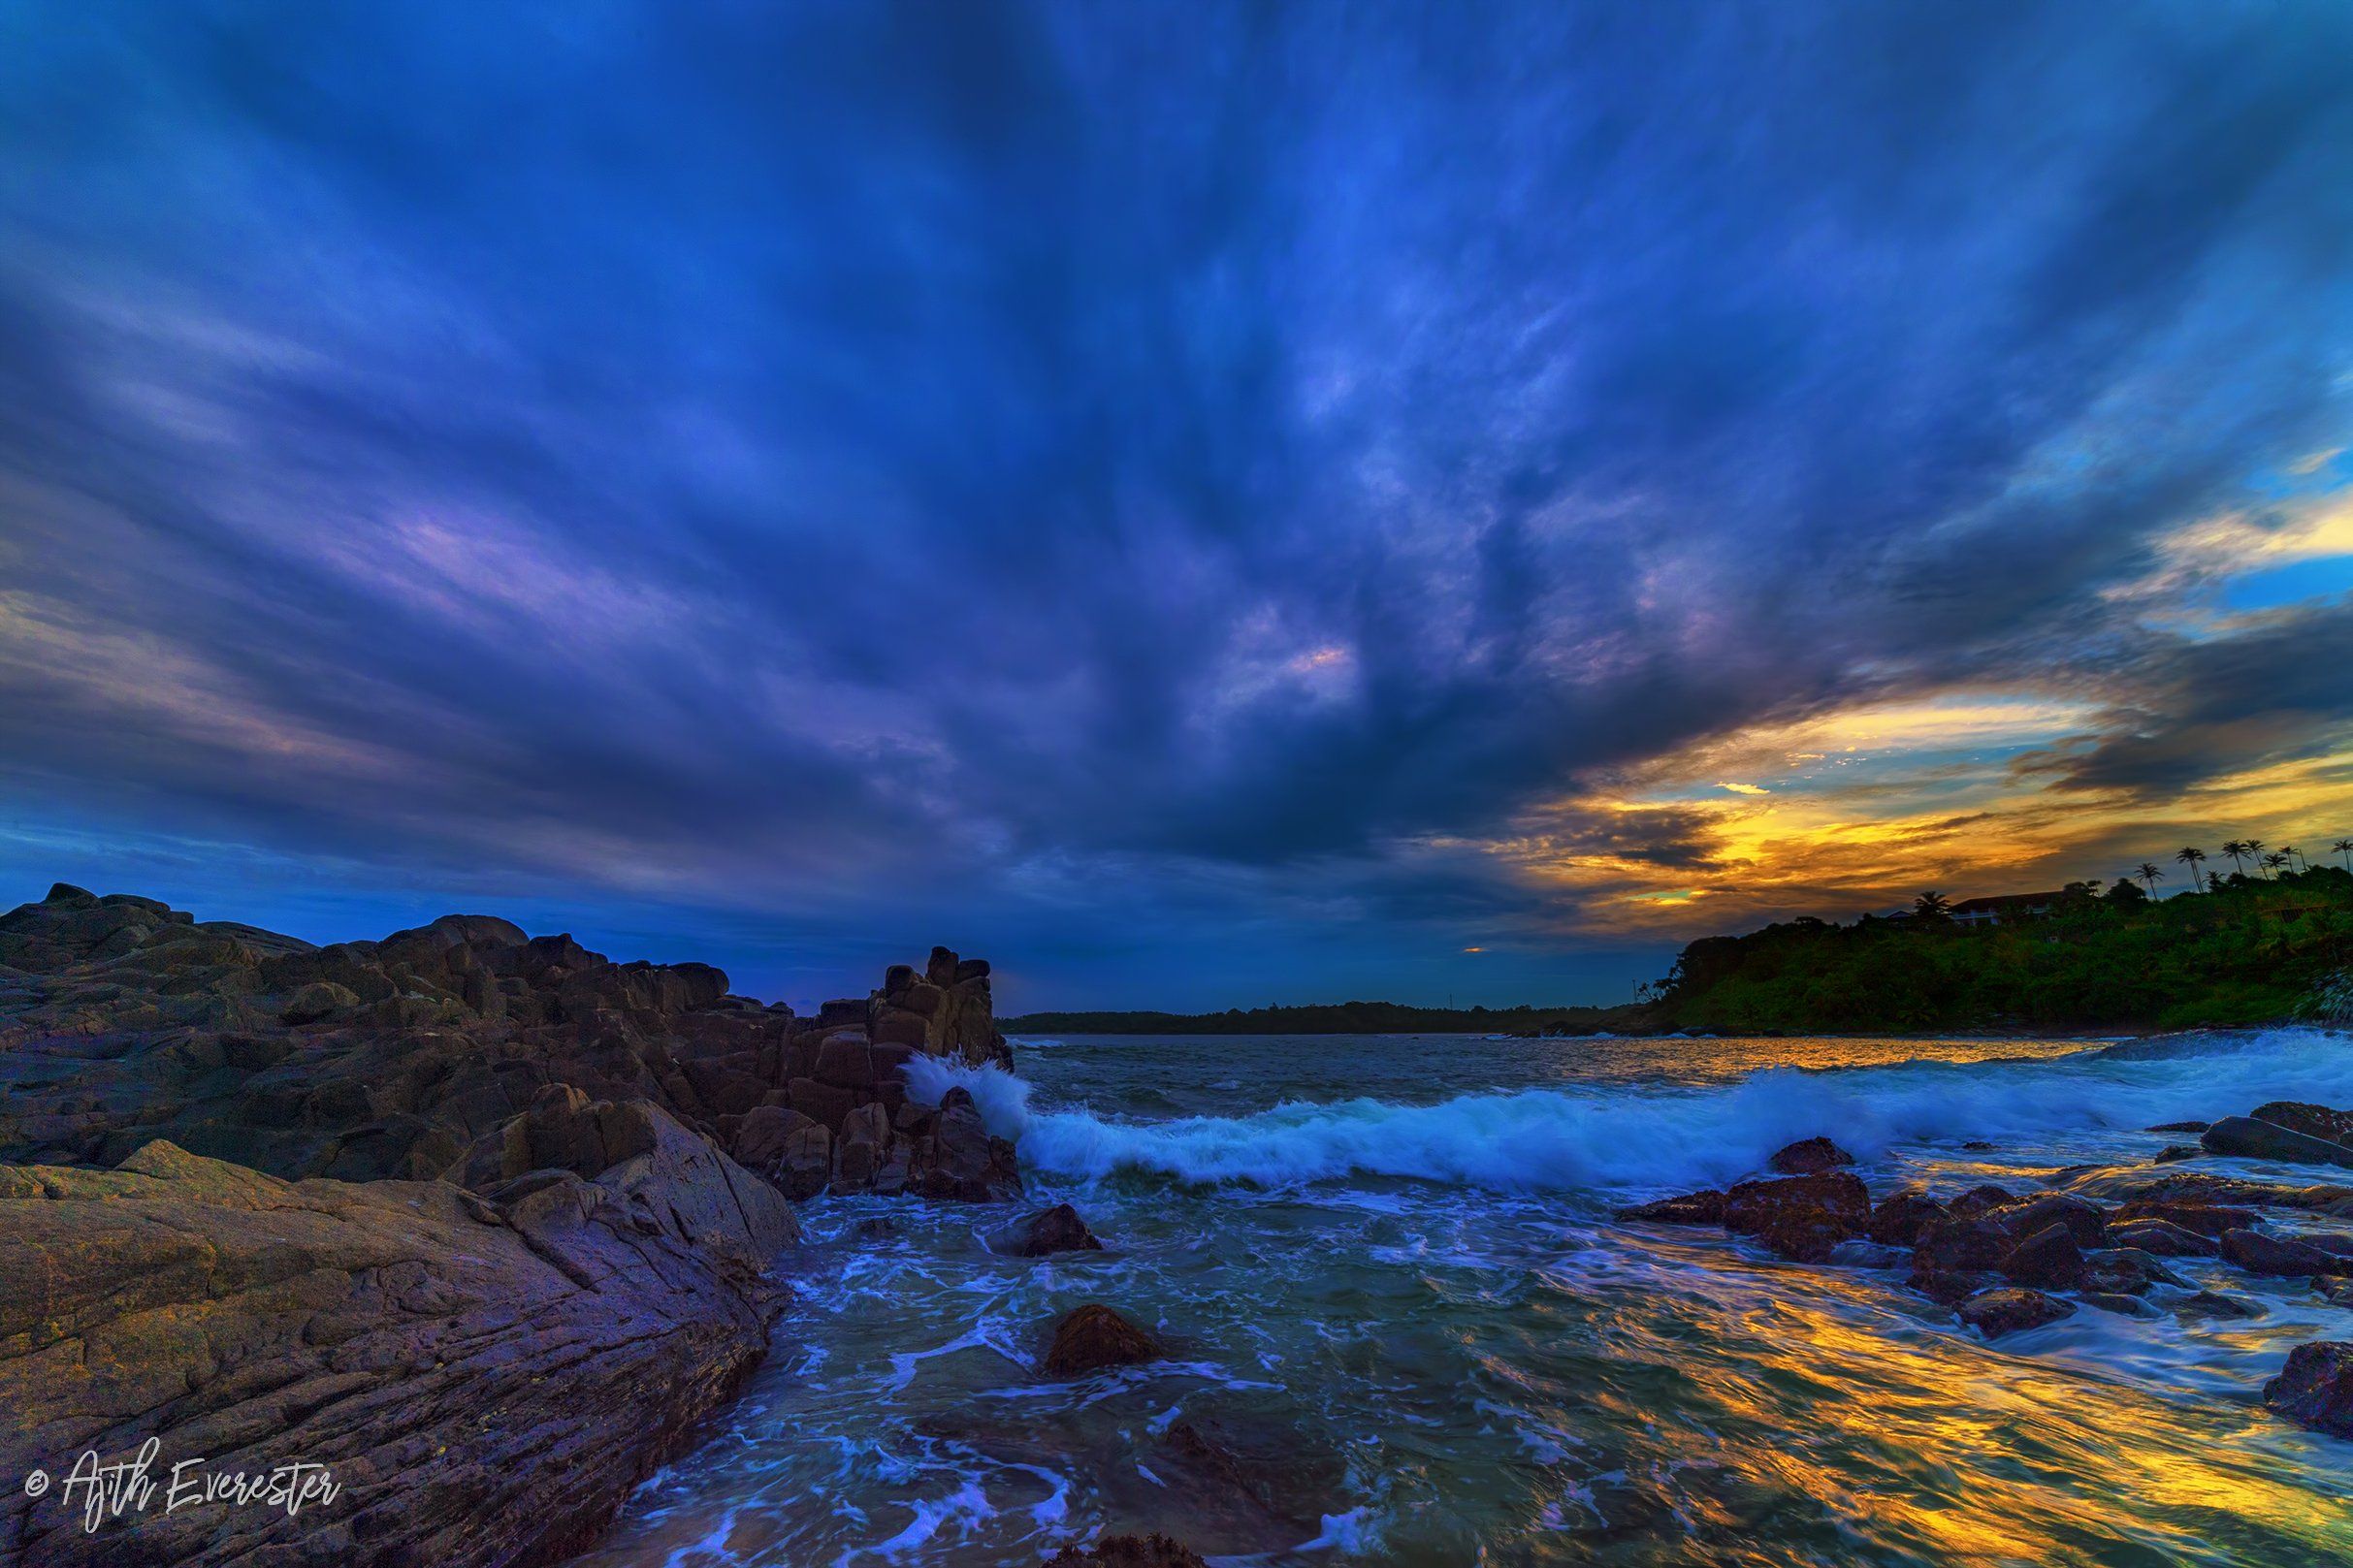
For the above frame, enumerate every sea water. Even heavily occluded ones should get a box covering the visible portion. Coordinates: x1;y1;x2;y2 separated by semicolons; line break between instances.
571;1029;2353;1566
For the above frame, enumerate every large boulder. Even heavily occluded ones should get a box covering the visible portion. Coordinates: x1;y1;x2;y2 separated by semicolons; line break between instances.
2250;1103;2353;1146
990;1202;1106;1258
1044;1304;1161;1377
0;1127;792;1568
2201;1116;2353;1169
2265;1342;2353;1437
2220;1228;2353;1278
2000;1223;2087;1290
1722;1171;1869;1263
1767;1136;1856;1175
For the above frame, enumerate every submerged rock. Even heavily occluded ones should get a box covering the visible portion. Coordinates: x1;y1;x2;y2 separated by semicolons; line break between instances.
1618;1189;1727;1225
1044;1303;1162;1377
2220;1228;2353;1278
2175;1290;2264;1321
1957;1287;2077;1339
1046;1536;1210;1568
2265;1342;2353;1437
990;1202;1106;1257
1768;1136;1857;1175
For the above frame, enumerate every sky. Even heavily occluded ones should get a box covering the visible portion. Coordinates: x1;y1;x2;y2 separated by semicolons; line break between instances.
1;2;2351;1011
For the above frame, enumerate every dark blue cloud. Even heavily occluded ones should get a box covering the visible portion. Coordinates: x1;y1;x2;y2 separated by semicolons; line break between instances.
0;0;2348;1006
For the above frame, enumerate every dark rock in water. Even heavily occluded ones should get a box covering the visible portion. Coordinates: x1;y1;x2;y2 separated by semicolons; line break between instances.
1914;1217;2014;1274
991;1202;1106;1257
1961;1139;1996;1151
2265;1342;2353;1437
2064;1169;2353;1211
2001;1223;2088;1290
2082;1292;2160;1319
1994;1193;2107;1248
1768;1136;1856;1175
1909;1266;2001;1307
2113;1200;2266;1238
1827;1238;1909;1269
2319;1277;2353;1307
2251;1102;2353;1146
2083;1247;2184;1296
0;1124;791;1568
2202;1116;2353;1169
2146;1120;2210;1134
1724;1171;1869;1263
1957;1287;2077;1338
1046;1536;1210;1568
2106;1217;2220;1257
1044;1303;1161;1377
1618;1189;1726;1225
2153;1144;2202;1165
2175;1290;2265;1321
2221;1228;2353;1278
1948;1183;2017;1219
1868;1190;1949;1246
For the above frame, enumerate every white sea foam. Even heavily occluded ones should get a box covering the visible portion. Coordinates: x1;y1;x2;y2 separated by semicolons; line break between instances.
1006;1036;1066;1049
1015;1028;2353;1196
899;1058;1034;1141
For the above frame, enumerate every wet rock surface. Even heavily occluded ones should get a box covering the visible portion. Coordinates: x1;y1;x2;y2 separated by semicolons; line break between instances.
0;1120;790;1568
1045;1535;1211;1567
0;883;1028;1565
2264;1342;2353;1437
1044;1304;1163;1377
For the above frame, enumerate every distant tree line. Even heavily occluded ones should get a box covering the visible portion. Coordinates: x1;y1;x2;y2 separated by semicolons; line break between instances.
1001;998;1624;1037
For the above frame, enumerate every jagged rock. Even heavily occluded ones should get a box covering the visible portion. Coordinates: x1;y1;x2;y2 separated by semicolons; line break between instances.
2221;1228;2353;1278
1868;1190;1949;1246
1723;1171;1869;1262
2082;1247;2183;1296
1947;1183;2016;1218
0;885;1009;1201
1046;1535;1209;1568
2106;1218;2219;1257
1957;1287;2076;1339
1994;1193;2107;1248
2201;1115;2353;1169
0;1127;790;1568
990;1202;1105;1258
2265;1342;2353;1437
281;979;359;1024
1618;1189;1726;1225
1044;1303;1161;1377
2000;1223;2087;1290
1914;1217;2015;1274
1768;1136;1856;1175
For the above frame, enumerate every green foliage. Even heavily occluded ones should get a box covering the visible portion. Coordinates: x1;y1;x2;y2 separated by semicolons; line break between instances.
1655;866;2353;1033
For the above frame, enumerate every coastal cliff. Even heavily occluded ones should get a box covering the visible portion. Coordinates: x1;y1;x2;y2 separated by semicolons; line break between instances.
0;882;1018;1566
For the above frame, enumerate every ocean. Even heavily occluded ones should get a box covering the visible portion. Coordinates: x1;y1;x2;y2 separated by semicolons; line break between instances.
570;1028;2353;1566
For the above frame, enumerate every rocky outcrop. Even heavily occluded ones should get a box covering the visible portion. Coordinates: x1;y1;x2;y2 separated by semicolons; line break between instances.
0;883;1017;1201
1956;1287;2076;1339
1767;1136;1856;1175
1722;1171;1868;1262
990;1202;1106;1257
2265;1342;2353;1437
0;1113;791;1568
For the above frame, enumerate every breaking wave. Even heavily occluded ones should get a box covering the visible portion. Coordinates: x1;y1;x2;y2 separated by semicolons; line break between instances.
1010;1028;2353;1196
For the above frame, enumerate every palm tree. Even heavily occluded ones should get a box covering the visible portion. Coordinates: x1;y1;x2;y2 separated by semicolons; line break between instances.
2263;851;2290;877
2280;845;2307;873
1913;890;1951;921
2335;838;2352;873
2137;862;2164;895
2244;839;2268;878
2221;840;2249;877
2176;846;2208;891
